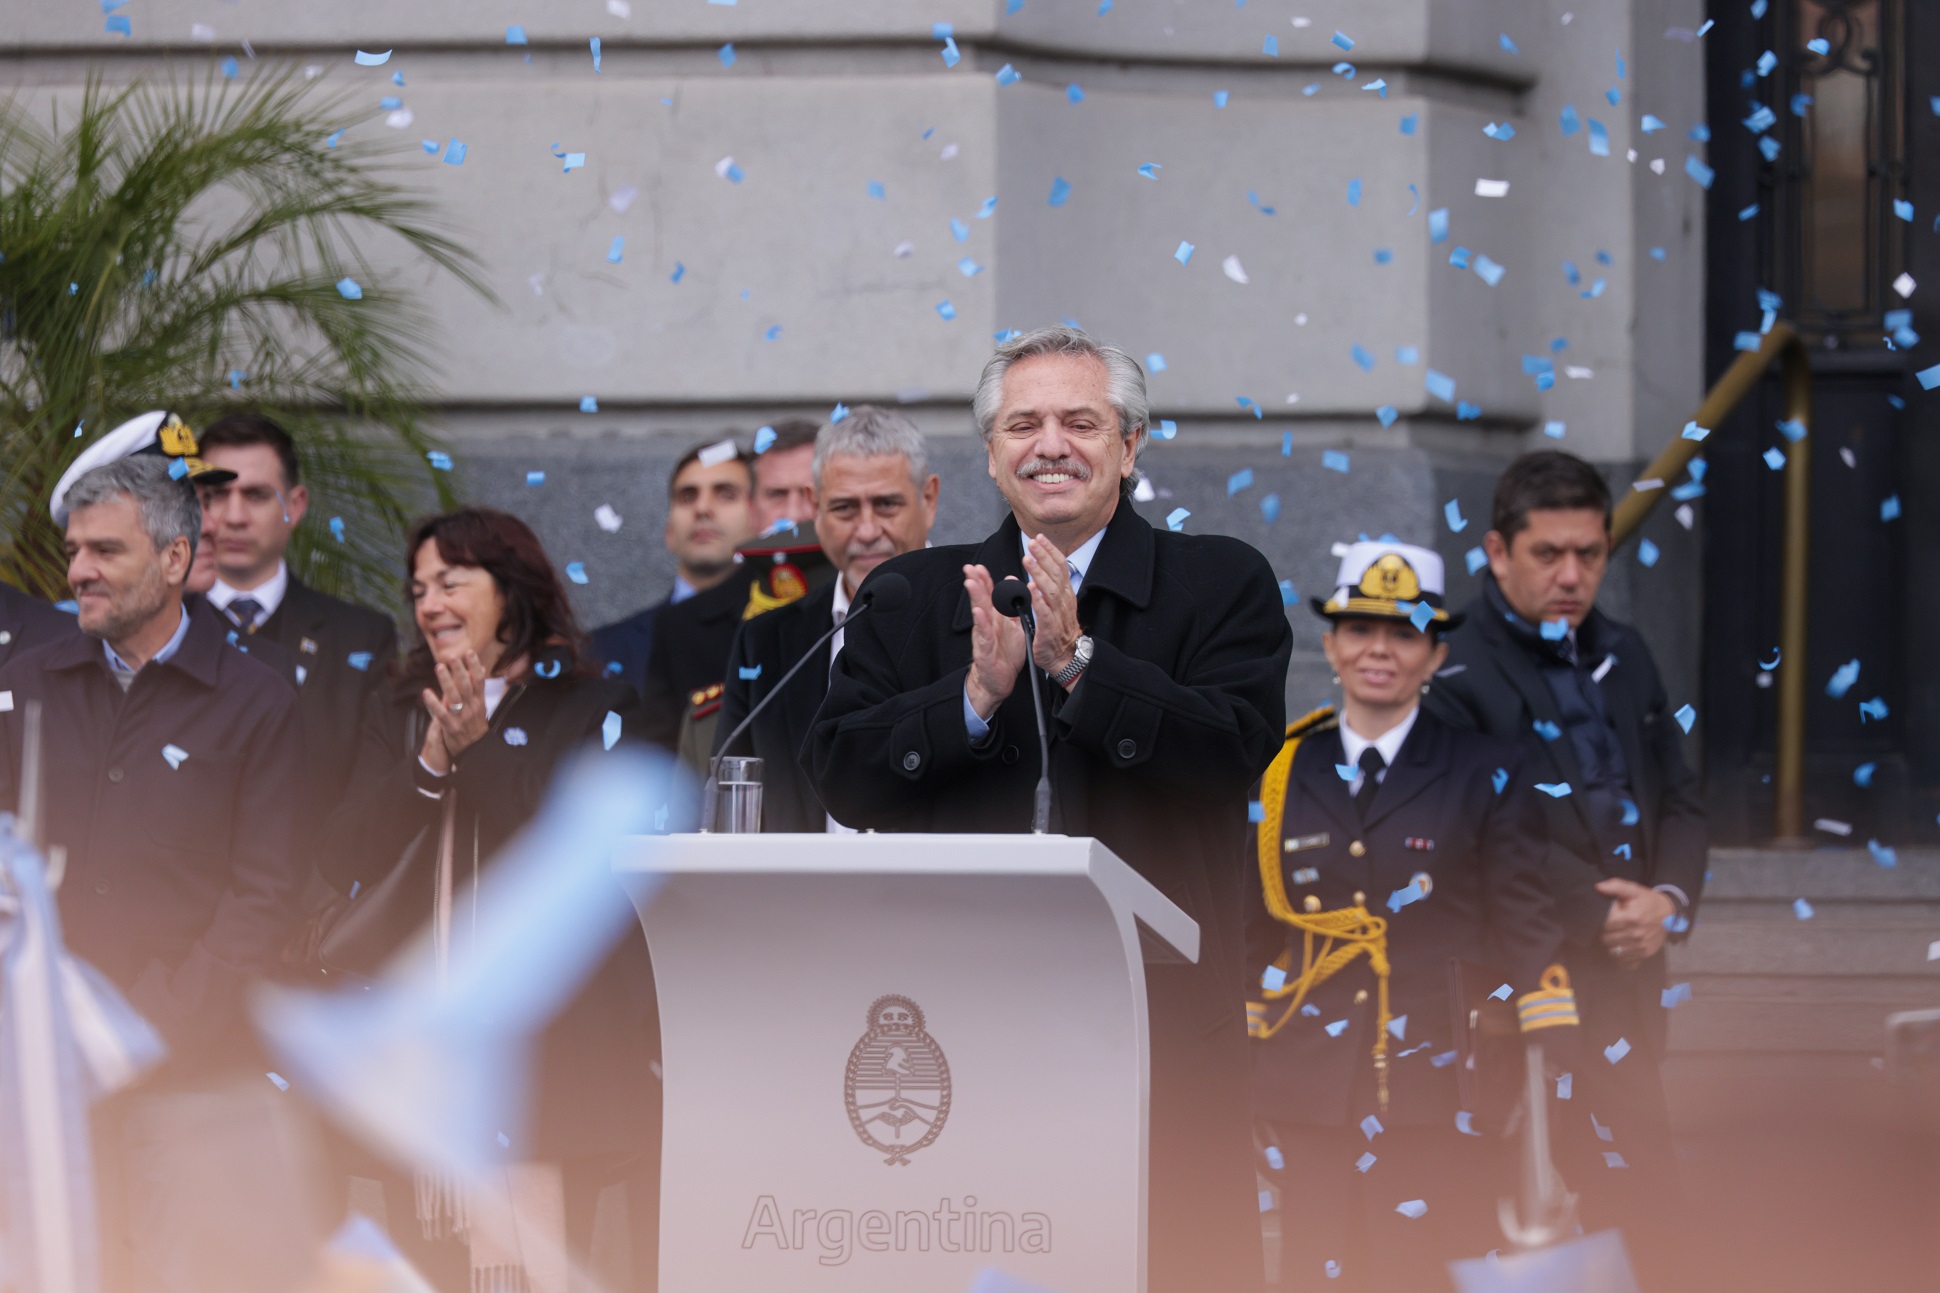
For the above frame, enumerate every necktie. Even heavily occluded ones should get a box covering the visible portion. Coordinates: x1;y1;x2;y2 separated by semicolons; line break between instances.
227;597;264;633
1354;747;1386;819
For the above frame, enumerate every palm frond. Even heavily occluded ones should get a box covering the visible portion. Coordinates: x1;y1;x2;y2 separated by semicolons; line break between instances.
0;63;491;604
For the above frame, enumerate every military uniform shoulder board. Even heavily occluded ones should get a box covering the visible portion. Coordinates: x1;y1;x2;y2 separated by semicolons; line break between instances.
1284;705;1340;743
688;681;725;720
1256;705;1338;908
743;562;809;621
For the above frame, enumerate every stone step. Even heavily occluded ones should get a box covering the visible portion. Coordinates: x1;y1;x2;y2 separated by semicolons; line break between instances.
1699;847;1940;900
1665;976;1940;1054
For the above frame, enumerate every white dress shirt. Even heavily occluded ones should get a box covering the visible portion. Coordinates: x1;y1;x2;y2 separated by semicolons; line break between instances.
1337;705;1419;799
209;559;290;624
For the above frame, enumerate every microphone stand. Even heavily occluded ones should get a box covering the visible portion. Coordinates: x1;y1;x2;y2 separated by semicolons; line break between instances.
995;579;1056;836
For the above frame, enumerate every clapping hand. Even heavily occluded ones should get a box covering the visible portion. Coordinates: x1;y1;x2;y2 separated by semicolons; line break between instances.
963;563;1028;721
420;650;491;774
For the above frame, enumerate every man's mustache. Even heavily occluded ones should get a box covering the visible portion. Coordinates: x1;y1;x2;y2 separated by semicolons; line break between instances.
1016;458;1091;480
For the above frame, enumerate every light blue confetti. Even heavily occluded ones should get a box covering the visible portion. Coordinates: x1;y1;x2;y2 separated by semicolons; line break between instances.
336;277;363;300
1763;447;1786;470
1047;177;1071;206
1533;720;1562;742
1882;494;1901;521
505;25;527;44
1894;199;1914;223
606;235;624;263
1278;579;1297;606
503;727;529;748
1641;114;1666;132
1263;35;1279;56
1639;538;1661;567
1351;344;1375;371
563;152;586;172
1674;703;1696;733
329;517;346;543
996;63;1020;86
1444;500;1467;533
347;651;373;672
1322;450;1350;473
1540;617;1568;640
1400;114;1419;135
1154;419;1178;440
1605;1037;1632;1063
590;36;601;72
579;396;598;413
426;450;452;472
1376;405;1399;428
1260;494;1281;523
1793;897;1815;920
354;49;393;66
1213;90;1229;108
1468;548;1489;577
526;471;546;486
1854;762;1875;788
1536;782;1573;798
1355;1153;1376;1173
1918;364;1940;391
1332;31;1354;51
718;43;737;67
1396;1200;1427;1219
1859;696;1889;723
1686;155;1716;188
1174;241;1195;265
1346;178;1362;206
267;1072;290;1091
565;562;588;584
1756;48;1777;76
1427;208;1449;244
1662;982;1692;1008
1166;507;1191;532
1473;254;1505;286
940;37;961;67
1868;839;1898;868
1227;468;1254;496
1589;120;1611;156
1138;162;1161;180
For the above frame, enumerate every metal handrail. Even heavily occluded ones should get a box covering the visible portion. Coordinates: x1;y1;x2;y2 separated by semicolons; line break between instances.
1611;322;1814;844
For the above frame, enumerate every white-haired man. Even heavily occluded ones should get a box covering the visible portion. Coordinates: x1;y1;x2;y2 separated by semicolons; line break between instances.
807;326;1291;1293
716;405;940;831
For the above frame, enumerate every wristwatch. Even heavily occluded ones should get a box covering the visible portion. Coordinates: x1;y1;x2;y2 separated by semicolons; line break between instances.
1052;634;1094;687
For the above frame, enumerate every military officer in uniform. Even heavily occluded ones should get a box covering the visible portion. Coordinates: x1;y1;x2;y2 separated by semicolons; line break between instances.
1247;539;1561;1292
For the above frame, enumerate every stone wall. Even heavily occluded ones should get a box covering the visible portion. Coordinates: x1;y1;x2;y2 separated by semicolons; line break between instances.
4;0;1710;714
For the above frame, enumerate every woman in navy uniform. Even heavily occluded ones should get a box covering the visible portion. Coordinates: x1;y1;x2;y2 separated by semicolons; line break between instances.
1247;539;1564;1292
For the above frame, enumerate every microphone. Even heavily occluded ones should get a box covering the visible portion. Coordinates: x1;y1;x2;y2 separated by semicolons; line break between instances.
701;571;911;831
993;577;1054;835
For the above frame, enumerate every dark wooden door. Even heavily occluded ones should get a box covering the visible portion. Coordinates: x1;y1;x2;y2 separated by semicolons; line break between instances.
1702;0;1939;844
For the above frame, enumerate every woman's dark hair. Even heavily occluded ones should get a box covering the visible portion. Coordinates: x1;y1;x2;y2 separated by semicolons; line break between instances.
1490;450;1612;544
398;507;587;687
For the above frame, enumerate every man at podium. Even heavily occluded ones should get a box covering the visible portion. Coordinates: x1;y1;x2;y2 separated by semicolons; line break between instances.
807;326;1292;1293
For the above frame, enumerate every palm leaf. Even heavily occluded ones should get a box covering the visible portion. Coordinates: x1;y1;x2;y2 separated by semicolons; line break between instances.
0;64;494;608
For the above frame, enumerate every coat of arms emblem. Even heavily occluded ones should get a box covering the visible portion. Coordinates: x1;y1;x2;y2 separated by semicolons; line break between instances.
843;994;952;1166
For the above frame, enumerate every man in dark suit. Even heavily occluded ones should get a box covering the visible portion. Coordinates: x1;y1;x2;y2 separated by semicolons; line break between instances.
1424;450;1705;1275
717;406;940;831
807;326;1291;1293
0;583;77;668
593;438;758;708
637;426;837;756
197;414;397;823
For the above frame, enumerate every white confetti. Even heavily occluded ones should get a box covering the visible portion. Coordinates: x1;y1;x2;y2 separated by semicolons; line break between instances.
594;504;623;532
0;691;10;712
1221;254;1250;284
609;186;638;213
1814;817;1853;836
161;743;189;770
606;0;632;15
1474;178;1510;197
1893;272;1916;299
697;438;739;468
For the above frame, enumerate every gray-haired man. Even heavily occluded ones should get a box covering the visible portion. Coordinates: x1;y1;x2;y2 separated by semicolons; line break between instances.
0;455;302;1048
716;405;940;831
806;327;1290;1293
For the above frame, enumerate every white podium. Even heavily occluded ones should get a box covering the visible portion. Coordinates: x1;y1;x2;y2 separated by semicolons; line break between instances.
613;833;1198;1293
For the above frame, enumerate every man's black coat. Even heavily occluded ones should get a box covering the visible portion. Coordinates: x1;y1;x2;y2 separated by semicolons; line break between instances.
1422;574;1706;1059
0;608;303;1054
805;502;1291;1293
1245;709;1561;1129
639;566;758;750
0;585;77;668
716;579;838;833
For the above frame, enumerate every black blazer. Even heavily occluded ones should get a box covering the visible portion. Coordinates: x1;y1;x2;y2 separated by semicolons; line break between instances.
591;597;667;699
0;608;302;1056
0;584;77;668
255;577;397;818
322;662;658;1161
805;504;1293;1009
716;580;839;833
639;566;759;750
1245;709;1560;1127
